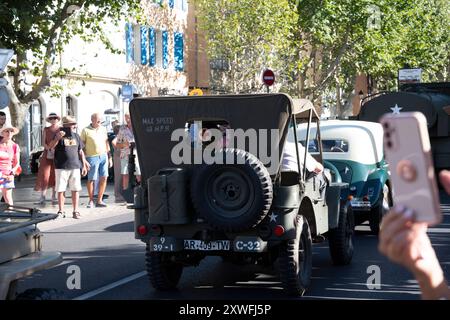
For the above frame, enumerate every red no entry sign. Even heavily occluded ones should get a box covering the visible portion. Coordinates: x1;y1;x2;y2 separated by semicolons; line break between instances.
262;69;275;86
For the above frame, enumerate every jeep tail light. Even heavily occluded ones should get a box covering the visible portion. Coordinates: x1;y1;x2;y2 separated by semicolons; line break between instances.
274;225;285;237
363;195;369;201
137;225;148;236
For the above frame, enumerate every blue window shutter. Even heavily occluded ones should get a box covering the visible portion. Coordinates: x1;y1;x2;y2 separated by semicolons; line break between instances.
174;32;184;71
168;0;174;9
125;23;134;63
149;28;156;67
162;30;169;69
140;26;148;65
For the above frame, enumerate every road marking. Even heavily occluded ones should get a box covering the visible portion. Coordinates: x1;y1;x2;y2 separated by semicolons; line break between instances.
72;271;146;300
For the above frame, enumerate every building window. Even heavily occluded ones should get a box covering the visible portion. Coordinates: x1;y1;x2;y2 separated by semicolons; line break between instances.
125;23;134;63
174;32;184;71
162;30;169;69
168;0;174;9
140;26;148;65
149;28;156;67
155;30;163;68
174;0;187;11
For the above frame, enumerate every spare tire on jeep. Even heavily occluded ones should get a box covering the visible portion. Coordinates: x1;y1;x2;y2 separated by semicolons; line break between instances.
190;148;273;232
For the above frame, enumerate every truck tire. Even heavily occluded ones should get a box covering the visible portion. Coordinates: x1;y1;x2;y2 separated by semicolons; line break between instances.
146;244;183;290
278;215;312;296
328;201;354;265
369;184;390;235
15;288;65;300
190;148;272;232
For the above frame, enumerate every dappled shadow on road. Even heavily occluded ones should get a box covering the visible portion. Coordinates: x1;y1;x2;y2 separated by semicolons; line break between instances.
17;244;146;299
151;256;288;300
42;221;135;234
146;230;434;300
104;221;134;233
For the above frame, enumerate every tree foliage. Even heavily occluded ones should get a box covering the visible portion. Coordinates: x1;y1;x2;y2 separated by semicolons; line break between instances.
196;0;450;115
0;0;143;128
195;0;299;94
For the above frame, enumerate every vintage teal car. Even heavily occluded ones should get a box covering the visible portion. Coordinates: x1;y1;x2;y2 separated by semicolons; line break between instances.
297;120;392;234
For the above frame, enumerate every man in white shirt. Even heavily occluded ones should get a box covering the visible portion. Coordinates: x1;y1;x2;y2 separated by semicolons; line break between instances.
281;138;328;199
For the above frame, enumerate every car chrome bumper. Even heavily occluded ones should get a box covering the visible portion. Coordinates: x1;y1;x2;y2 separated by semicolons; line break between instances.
350;200;372;211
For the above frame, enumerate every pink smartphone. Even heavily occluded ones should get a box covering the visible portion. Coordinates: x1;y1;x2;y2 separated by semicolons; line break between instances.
380;112;442;225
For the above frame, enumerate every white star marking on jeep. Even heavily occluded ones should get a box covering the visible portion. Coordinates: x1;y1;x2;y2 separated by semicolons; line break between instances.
269;213;278;222
390;104;403;114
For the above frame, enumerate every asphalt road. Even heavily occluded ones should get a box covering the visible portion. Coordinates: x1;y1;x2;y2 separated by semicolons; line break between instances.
17;192;450;300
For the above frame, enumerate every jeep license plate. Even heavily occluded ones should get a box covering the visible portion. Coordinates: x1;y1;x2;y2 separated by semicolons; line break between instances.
184;240;230;251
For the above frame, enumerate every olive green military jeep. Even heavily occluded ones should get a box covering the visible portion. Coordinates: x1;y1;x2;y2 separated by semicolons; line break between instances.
131;94;354;296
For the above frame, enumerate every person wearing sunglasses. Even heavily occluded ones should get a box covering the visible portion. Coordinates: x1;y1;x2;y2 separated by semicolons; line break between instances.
80;113;112;208
34;112;61;205
48;116;89;219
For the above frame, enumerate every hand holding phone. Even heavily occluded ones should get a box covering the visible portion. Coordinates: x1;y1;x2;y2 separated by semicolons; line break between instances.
380;112;441;226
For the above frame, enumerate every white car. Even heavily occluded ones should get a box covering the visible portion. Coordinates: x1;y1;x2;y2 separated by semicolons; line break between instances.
297;120;392;234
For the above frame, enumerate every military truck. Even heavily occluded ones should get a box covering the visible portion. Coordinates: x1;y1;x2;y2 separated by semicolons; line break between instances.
131;94;354;296
0;204;63;300
359;82;450;172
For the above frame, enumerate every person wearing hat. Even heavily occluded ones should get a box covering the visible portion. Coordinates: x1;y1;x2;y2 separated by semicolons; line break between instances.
48;116;90;219
0;125;20;205
34;112;61;205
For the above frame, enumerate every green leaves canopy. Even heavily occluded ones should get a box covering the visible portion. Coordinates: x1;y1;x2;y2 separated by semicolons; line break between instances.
196;0;450;114
0;0;142;106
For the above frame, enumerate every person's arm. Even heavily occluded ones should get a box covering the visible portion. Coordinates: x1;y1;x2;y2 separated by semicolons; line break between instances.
299;143;322;173
42;128;48;150
105;129;113;168
78;136;90;176
80;128;87;153
11;144;20;174
379;208;450;300
79;149;90;176
379;170;450;300
111;136;118;149
48;130;65;150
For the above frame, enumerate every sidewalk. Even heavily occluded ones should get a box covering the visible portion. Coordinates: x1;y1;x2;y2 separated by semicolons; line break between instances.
12;175;133;231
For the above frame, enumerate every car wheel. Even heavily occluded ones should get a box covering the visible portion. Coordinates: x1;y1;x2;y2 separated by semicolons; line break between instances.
145;244;183;290
15;288;65;300
190;148;273;232
278;215;312;296
328;201;354;265
369;184;390;235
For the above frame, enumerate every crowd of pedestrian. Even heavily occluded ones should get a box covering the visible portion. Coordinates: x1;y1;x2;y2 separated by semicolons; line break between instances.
30;111;140;218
